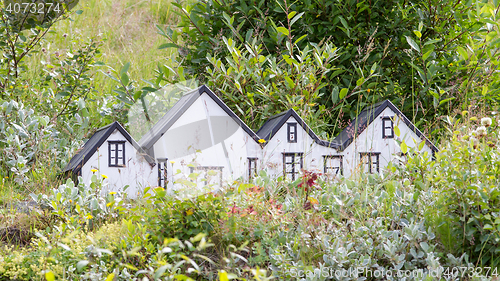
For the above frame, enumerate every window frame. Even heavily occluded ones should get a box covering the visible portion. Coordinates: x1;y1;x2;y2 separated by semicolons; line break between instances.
189;166;224;186
108;141;126;167
323;155;343;176
282;152;303;181
287;123;297;143
382;116;394;138
359;152;380;174
248;157;258;179
157;158;168;188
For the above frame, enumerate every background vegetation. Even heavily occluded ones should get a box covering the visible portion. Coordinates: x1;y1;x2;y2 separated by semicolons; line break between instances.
1;0;500;279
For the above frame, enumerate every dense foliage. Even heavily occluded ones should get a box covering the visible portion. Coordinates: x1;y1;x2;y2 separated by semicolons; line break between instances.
160;0;500;139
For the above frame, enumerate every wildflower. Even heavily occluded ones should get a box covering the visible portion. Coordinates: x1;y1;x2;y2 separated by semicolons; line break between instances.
109;191;117;195
106;202;113;207
186;209;194;216
476;126;487;137
69;199;72;203
367;89;371;93
483;188;487;193
63;33;68;38
86;214;93;219
169;160;175;164
101;174;108;179
448;63;453;67
91;169;98;173
258;139;266;144
41;48;47;53
481;117;492;127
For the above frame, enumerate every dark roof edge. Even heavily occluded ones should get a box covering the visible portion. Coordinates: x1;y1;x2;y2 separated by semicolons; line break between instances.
140;85;261;150
336;100;438;153
72;122;155;175
258;109;340;149
200;85;261;143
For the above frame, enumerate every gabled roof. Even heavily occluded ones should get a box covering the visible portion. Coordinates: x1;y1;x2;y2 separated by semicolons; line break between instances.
256;109;339;148
138;85;261;151
63;121;155;175
333;100;439;152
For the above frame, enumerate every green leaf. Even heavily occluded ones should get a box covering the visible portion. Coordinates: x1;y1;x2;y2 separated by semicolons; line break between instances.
405;36;420;52
121;72;129;86
439;97;455;106
484;224;493;230
104;273;115;281
331;86;339;104
219;271;229;281
75;10;83;15
294;34;307;45
287;11;296;19
45;272;55;281
158;43;178;49
276;26;289;36
120;62;130;76
413;30;422;38
339;88;348;99
401;140;408;154
290;12;304;26
457;46;468;60
422;50;433;61
394;126;401;137
418;141;425;151
356;77;365;87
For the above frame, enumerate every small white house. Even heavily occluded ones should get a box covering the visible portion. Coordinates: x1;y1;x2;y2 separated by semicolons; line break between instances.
65;85;438;196
63;121;157;198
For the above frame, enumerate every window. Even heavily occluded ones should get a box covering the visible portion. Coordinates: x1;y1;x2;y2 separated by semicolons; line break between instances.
360;152;380;174
287;123;297;143
189;166;224;186
248;158;258;179
283;152;303;181
108;141;125;167
157;159;168;188
382;117;394;138
324;155;343;176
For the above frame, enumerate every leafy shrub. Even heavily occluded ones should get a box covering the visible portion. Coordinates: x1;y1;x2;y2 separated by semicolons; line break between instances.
426;114;500;266
30;172;121;231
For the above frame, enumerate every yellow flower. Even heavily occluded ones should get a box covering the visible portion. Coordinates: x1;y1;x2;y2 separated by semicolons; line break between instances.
186;209;194;216
483;188;487;193
109;191;117;195
87;214;93;219
258;139;266;144
106;202;113;207
101;174;108;179
69;199;72;203
367;89;371;93
169;160;175;164
449;63;453;67
91;169;98;173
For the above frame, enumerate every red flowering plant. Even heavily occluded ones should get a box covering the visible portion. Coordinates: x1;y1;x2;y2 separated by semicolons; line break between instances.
298;170;321;210
221;185;289;245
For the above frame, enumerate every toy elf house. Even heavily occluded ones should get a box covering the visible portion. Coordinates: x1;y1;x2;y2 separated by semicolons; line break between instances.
64;85;438;197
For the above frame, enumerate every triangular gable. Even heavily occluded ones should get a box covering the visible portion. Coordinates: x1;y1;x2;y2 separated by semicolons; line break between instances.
256;109;338;148
138;85;261;153
333;100;438;152
63;121;154;175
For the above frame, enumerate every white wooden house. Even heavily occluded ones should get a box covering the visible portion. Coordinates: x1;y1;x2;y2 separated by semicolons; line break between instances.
65;85;438;196
63;121;157;198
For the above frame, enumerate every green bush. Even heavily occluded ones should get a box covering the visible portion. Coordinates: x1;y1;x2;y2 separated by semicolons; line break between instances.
427;114;500;266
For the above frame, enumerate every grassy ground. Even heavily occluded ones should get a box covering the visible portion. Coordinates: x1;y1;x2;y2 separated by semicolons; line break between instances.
24;0;178;94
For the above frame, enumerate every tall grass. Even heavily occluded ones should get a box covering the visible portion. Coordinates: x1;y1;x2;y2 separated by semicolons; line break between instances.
24;0;179;95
